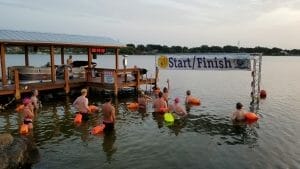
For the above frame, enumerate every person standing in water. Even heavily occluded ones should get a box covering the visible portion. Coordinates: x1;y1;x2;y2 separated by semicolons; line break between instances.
231;102;246;121
102;97;116;132
169;97;187;118
22;98;34;129
138;91;152;109
31;89;41;112
162;79;170;104
153;92;168;113
73;88;89;121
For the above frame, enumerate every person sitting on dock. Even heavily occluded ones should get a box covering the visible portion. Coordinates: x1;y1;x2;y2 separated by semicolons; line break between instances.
102;97;116;133
31;89;41;112
153;92;168;113
73;88;90;121
231;102;246;122
169;97;187;118
138;91;152;109
67;55;73;65
22;98;34;129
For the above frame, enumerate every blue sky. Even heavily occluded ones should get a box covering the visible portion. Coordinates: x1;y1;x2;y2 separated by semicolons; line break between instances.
0;0;299;49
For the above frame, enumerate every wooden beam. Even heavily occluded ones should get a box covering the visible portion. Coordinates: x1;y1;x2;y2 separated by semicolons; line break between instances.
14;69;21;100
113;71;118;96
115;48;119;70
61;47;64;64
25;46;29;66
0;43;8;85
86;48;92;81
64;66;70;94
136;69;140;90
50;46;56;82
155;66;159;87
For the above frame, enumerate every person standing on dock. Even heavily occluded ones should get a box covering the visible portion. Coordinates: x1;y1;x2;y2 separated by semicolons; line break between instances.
73;88;90;121
102;97;116;133
67;55;73;65
31;89;41;112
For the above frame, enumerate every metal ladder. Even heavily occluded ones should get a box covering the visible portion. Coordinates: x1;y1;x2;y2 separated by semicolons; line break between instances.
250;53;262;113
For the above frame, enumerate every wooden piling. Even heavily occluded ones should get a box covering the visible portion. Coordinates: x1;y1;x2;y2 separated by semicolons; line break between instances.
14;69;21;100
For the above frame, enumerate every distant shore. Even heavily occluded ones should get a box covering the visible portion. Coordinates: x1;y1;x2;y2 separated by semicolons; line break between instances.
6;44;300;56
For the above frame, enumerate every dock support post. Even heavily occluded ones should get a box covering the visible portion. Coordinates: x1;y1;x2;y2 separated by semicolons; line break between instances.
50;45;56;82
0;43;8;85
14;69;21;100
64;66;70;94
155;66;159;87
113;71;118;97
115;48;119;70
136;69;140;90
87;48;92;82
25;46;29;66
61;47;64;65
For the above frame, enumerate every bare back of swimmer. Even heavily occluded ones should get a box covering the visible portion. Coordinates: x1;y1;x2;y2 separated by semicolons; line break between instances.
102;98;116;131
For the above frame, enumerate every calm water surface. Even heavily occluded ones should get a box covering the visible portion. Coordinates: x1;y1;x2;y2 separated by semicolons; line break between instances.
0;55;300;169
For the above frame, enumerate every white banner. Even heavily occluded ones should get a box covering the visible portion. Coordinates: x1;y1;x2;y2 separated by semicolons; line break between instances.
156;54;251;71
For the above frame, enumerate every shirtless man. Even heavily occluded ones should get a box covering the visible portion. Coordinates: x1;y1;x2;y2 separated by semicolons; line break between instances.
231;102;246;121
138;91;152;109
162;79;170;103
31;89;41;112
67;55;73;65
73;88;89;121
185;90;193;104
102;97;116;132
169;97;187;118
153;92;168;113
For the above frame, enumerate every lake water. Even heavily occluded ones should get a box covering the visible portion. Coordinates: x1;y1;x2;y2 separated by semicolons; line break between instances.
0;55;300;169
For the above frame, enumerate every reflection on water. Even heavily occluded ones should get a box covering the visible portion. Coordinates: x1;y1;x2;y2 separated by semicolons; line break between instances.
102;130;117;163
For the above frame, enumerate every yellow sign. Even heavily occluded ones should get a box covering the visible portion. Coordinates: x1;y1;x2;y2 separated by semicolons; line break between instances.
157;55;169;69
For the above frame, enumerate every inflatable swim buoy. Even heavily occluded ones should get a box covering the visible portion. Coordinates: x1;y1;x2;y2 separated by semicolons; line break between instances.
164;112;174;123
159;107;168;114
260;90;267;99
127;102;139;110
245;112;259;122
20;124;29;134
90;124;106;135
74;113;82;123
16;104;25;113
188;98;201;106
88;105;98;113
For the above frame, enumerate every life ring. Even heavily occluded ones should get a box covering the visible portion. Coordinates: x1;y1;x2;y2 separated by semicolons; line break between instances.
88;105;99;113
245;112;259;121
74;113;82;123
164;112;174;123
127;102;139;110
90;124;106;135
20;124;29;134
188;98;201;106
16;104;25;113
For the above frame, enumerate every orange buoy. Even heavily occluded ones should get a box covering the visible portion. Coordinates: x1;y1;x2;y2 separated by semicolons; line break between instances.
127;102;139;109
16;104;25;113
188;98;201;106
90;124;106;135
260;90;267;99
245;112;259;121
74;113;82;123
20;124;29;134
88;105;99;113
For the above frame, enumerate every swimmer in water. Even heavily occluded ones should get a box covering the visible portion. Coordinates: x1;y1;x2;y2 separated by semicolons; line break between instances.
153;92;168;113
138;91;152;109
102;97;116;132
73;88;89;121
231;102;246;121
169;97;187;118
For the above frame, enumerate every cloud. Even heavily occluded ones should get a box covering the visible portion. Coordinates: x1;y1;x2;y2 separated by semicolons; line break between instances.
0;0;299;48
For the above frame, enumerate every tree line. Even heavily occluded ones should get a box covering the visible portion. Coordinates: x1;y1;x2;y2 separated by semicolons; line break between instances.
120;44;300;56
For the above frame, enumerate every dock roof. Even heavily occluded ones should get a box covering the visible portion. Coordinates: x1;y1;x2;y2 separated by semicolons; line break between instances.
0;30;124;48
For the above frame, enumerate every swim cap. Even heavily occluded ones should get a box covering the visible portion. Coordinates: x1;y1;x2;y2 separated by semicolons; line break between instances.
23;98;31;105
175;97;180;103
